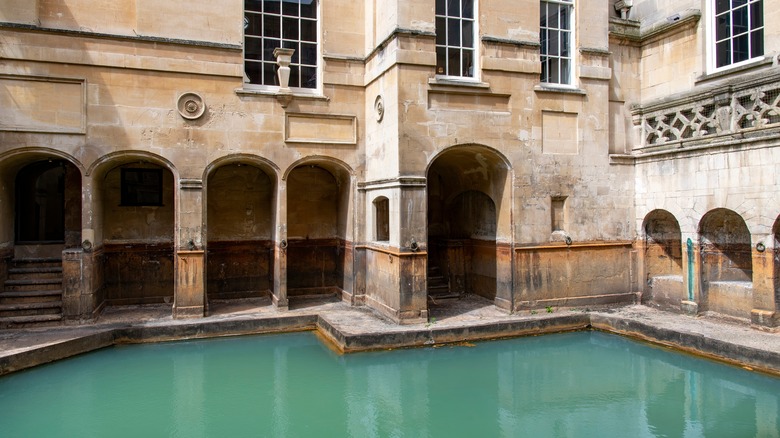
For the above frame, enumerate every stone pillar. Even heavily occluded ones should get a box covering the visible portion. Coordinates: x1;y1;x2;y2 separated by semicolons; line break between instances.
272;179;288;310
173;178;205;318
750;239;778;328
680;236;701;315
62;248;99;322
396;179;427;323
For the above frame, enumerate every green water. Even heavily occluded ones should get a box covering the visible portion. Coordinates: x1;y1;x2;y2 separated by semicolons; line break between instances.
0;331;778;438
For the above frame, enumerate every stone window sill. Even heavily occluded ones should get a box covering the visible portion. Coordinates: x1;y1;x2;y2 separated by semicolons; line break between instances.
428;77;490;89
235;87;330;102
533;85;586;95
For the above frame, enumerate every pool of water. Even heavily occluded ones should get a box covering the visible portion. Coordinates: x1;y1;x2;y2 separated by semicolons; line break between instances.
0;331;778;437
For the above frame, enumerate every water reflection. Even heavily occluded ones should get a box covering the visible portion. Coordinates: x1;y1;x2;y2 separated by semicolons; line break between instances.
0;332;778;437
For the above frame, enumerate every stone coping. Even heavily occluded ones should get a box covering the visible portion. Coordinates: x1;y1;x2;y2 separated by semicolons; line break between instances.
1;303;778;377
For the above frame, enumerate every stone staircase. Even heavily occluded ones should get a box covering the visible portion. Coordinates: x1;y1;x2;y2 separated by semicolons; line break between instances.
427;265;459;304
0;258;63;327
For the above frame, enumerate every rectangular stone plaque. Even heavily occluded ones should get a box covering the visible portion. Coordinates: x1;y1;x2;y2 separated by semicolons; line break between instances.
542;111;578;155
285;113;357;145
0;75;86;134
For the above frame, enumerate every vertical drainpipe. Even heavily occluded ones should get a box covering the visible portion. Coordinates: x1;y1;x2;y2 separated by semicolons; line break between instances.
686;238;694;301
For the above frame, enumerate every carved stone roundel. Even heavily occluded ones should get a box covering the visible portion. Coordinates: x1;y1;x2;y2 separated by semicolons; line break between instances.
375;95;384;122
177;92;206;120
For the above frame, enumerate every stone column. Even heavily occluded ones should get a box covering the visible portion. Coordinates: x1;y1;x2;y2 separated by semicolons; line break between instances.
396;179;427;324
750;238;778;328
272;179;288;310
173;178;205;318
62;248;99;322
680;236;701;315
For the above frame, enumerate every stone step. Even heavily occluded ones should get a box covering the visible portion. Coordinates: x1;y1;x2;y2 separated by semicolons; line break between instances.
4;278;63;292
0;301;62;317
8;266;63;280
0;289;62;304
0;313;62;328
11;258;62;270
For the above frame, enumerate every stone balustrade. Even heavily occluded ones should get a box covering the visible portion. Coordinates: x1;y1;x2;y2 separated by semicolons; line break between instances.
631;70;780;152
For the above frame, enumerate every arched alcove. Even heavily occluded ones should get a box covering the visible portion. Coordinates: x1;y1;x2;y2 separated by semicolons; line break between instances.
206;162;276;299
642;210;683;309
699;208;753;319
286;161;352;297
426;145;509;305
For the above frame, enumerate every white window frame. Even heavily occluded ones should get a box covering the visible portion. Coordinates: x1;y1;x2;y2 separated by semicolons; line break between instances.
435;0;480;81
707;0;764;73
243;0;322;94
540;0;575;87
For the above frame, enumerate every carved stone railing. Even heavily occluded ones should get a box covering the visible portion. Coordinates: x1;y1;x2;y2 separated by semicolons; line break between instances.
631;70;780;152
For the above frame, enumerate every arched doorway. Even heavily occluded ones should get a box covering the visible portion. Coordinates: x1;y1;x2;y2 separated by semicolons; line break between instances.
426;146;509;307
206;162;276;300
14;160;82;254
642;210;683;309
286;162;352;299
699;208;753;319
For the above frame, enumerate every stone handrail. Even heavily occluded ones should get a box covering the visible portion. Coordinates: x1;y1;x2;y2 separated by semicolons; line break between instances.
631;70;780;151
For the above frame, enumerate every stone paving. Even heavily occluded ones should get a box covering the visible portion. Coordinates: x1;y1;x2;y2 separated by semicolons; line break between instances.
1;295;779;376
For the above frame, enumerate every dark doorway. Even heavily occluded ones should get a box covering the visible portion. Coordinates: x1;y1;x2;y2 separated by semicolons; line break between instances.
15;161;66;243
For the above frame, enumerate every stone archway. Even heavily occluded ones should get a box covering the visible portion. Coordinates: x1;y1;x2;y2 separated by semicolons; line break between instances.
699;208;753;319
426;145;510;308
285;162;352;299
642;209;683;309
206;162;276;300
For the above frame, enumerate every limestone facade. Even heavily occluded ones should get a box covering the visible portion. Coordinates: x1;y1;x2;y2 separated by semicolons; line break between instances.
0;0;777;327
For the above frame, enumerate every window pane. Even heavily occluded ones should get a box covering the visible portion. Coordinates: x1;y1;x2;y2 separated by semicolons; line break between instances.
715;13;731;41
448;18;460;45
300;0;316;18
549;30;560;56
263;38;280;61
462;0;474;19
448;48;460;76
561;30;570;57
245;0;262;13
264;14;280;38
750;28;764;58
549;57;560;83
301;19;316;42
732;33;749;63
262;61;277;85
245;37;263;60
300;43;316;66
245;13;262;35
558;4;570;31
462;21;473;48
447;0;460;17
264;0;280;14
436;0;445;15
560;59;571;84
245;61;262;84
282;17;298;39
732;0;748;7
732;5;749;35
462;49;473;76
540;2;548;27
436;17;446;45
549;4;559;28
715;0;730;13
716;40;731;67
540;29;548;55
301;66;316;88
540;58;549;82
436;47;447;74
751;1;763;28
282;0;298;16
289;65;300;88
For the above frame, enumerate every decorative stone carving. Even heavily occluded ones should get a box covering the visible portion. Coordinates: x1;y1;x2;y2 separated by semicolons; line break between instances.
177;92;206;120
375;95;384;122
614;0;633;20
274;48;295;108
634;76;780;149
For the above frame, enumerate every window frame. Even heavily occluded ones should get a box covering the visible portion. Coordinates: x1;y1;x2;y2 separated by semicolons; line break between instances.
243;0;321;94
539;0;575;87
120;168;164;207
707;0;764;73
435;0;480;81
